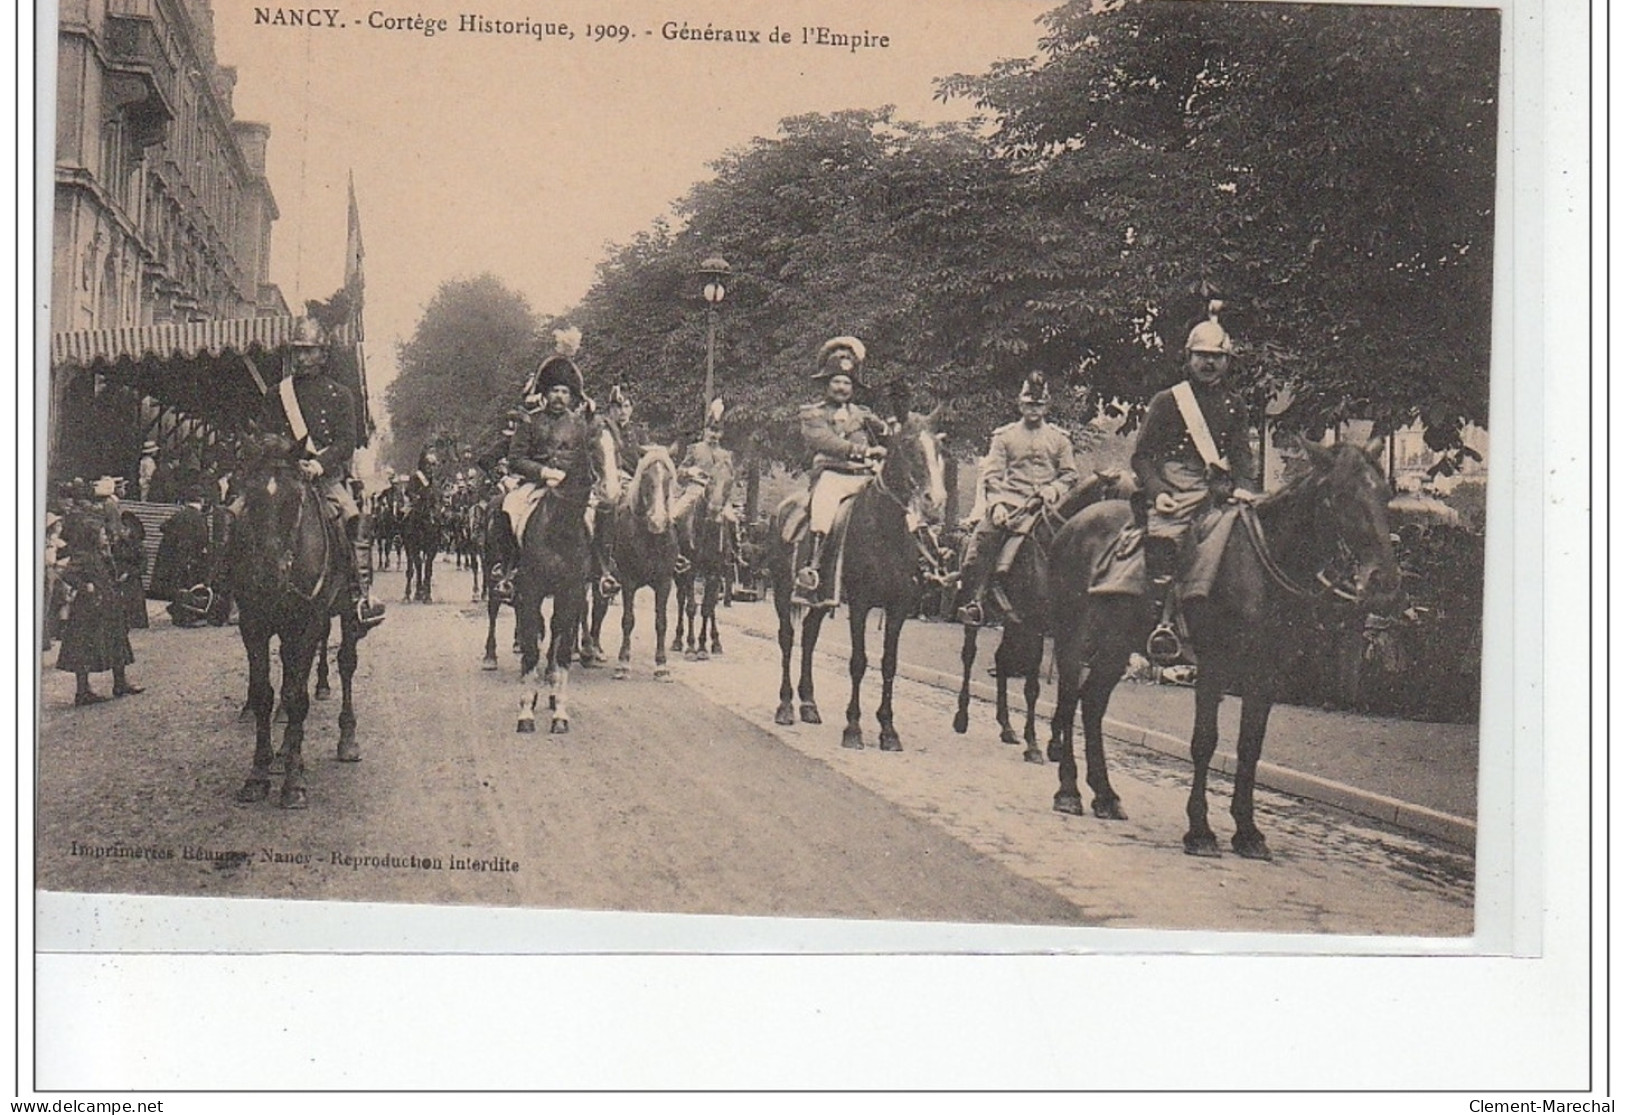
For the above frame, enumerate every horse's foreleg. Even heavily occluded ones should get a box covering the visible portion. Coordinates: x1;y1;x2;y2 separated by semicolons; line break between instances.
615;586;636;680
1050;631;1085;814
275;617;322;809
1184;665;1226;857
842;604;869;750
314;626;332;700
236;624;276;802
1079;660;1127;819
1230;688;1276;860
515;588;542;733
483;595;501;670
550;594;579;733
797;607;826;725
952;624;978;735
683;580;700;657
774;587;797;725
875;603;906;752
671;578;688;653
336;614;360;762
653;580;672;679
994;644;1018;746
705;574;723;656
1021;661;1043;764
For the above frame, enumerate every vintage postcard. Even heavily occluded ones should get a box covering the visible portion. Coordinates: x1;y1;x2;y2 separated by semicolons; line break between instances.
35;0;1513;961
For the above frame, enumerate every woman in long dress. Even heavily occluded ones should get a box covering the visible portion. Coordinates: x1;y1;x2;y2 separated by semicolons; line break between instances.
54;513;143;706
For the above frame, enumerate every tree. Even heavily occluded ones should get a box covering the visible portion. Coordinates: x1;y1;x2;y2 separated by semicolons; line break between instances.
938;0;1500;453
385;274;542;468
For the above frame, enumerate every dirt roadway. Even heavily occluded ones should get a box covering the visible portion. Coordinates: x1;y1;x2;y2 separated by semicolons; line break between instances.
34;567;1472;937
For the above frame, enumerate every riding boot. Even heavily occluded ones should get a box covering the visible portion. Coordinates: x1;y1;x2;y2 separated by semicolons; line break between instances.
988;531;1024;626
1143;535;1182;666
954;530;994;627
792;532;827;607
596;504;622;597
490;512;517;603
350;514;386;630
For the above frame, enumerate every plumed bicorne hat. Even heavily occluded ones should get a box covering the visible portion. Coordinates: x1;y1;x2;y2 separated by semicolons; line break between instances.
528;327;585;400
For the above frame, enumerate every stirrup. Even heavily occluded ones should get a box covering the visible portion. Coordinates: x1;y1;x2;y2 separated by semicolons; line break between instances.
989;583;1021;626
1146;623;1183;667
674;554;693;576
356;596;387;630
956;601;985;627
598;573;621;597
794;566;820;593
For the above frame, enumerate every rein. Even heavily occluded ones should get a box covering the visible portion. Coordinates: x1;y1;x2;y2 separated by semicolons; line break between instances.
1238;501;1360;605
871;445;951;580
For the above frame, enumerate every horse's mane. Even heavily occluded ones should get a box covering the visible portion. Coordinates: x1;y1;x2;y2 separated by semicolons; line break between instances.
630;445;676;499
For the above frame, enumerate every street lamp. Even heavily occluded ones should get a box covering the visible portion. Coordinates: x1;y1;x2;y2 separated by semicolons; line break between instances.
697;256;730;427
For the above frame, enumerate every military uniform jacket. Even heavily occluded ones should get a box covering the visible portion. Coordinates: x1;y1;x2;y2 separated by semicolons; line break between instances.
800;400;888;476
679;441;737;508
597;415;649;476
1131;379;1256;498
982;420;1079;507
260;374;358;476
508;406;593;501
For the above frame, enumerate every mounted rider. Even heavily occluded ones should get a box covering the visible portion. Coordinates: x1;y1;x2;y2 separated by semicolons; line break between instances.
258;314;385;630
591;384;650;594
677;398;739;544
489;332;593;601
956;371;1079;628
1131;300;1258;664
793;336;889;609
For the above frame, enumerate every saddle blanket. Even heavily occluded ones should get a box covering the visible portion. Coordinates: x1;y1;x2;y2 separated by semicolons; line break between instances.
502;483;548;541
1088;505;1242;601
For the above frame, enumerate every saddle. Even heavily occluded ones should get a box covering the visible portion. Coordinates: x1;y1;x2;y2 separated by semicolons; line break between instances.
1087;504;1243;603
779;474;871;546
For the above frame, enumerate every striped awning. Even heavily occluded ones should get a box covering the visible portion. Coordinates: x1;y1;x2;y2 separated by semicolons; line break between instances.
51;316;356;368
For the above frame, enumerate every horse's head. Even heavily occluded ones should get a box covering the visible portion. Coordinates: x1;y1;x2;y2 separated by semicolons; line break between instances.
879;403;948;527
629;446;677;535
1274;438;1403;611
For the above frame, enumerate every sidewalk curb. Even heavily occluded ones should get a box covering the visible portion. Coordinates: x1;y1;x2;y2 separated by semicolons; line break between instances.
726;618;1477;853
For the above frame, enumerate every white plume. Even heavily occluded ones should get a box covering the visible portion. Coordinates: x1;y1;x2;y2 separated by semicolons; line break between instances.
553;326;582;357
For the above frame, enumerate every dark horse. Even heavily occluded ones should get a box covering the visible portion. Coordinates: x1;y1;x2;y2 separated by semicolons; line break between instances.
400;470;440;604
671;482;735;661
511;485;592;733
1045;439;1401;858
768;406;947;750
588;446;680;681
229;434;364;808
951;471;1133;764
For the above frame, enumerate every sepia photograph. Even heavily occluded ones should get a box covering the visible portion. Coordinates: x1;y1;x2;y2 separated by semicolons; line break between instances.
33;0;1511;951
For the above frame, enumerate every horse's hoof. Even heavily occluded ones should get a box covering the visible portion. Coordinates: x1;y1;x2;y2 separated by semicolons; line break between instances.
695;650;709;662
1046;740;1066;764
653;666;672;681
999;729;1021;746
238;704;255;723
273;705;287;724
482;656;498;671
337;736;360;763
800;704;821;725
550;718;570;735
516;719;536;734
1023;747;1046;765
710;643;723;656
878;733;902;753
314;685;331;702
1091;797;1128;821
1052;792;1084;816
613;666;630;681
1232;833;1273;861
1183;833;1222;858
951;710;968;734
279;785;309;810
774;704;796;726
841;728;864;750
235;779;271;804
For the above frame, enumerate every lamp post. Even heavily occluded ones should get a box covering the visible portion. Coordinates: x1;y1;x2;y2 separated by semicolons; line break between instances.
698;256;730;427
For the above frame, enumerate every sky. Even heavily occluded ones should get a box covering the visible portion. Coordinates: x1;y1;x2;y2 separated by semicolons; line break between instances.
209;0;1057;430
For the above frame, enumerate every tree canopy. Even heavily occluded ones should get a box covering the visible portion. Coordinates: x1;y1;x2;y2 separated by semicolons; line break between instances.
384;274;543;469
406;0;1500;469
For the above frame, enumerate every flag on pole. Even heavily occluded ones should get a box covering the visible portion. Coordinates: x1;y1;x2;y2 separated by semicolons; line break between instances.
344;171;373;443
345;171;365;329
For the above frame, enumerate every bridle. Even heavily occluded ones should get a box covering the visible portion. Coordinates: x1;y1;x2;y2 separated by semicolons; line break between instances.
1240;479;1374;606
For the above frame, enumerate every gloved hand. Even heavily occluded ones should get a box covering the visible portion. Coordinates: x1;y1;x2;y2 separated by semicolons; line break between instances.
1229;488;1261;505
298;459;324;481
990;504;1011;528
539;467;566;487
1154;492;1179;515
